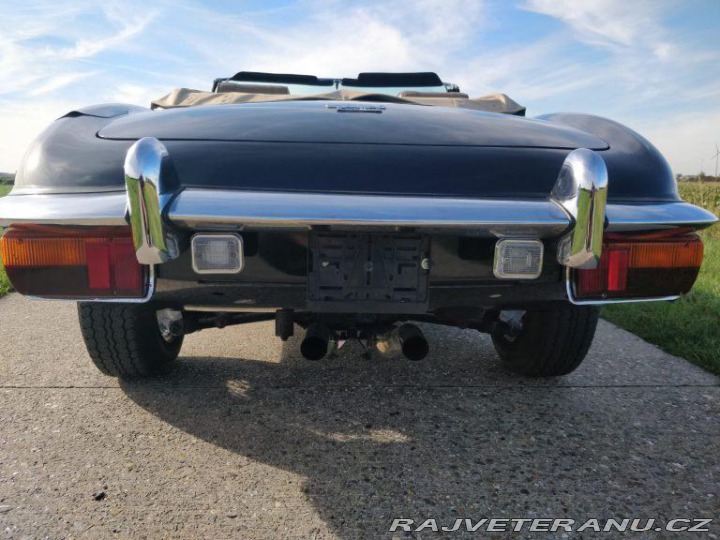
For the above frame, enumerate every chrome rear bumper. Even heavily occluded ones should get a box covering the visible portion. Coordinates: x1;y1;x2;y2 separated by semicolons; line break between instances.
167;189;570;236
1;138;716;271
3;192;713;235
0;192;127;227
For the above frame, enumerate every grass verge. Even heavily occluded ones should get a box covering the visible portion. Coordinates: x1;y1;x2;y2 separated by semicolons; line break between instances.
603;235;720;374
603;182;720;375
0;186;9;295
0;265;8;296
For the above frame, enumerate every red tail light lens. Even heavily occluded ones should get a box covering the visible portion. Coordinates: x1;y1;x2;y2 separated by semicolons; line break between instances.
574;233;704;300
0;225;146;299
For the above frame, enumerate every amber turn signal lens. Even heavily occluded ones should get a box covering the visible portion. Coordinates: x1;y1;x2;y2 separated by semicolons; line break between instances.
1;236;89;267
626;240;703;269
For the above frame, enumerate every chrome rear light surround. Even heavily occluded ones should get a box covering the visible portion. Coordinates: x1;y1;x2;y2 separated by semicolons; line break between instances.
565;266;680;306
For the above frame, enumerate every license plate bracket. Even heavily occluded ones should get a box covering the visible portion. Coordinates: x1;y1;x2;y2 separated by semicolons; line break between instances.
307;232;430;312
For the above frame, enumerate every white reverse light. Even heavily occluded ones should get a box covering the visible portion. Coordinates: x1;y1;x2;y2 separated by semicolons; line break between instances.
493;239;544;279
191;234;244;274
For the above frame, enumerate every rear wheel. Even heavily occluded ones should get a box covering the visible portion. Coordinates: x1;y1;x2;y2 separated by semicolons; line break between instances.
77;303;183;379
491;304;599;377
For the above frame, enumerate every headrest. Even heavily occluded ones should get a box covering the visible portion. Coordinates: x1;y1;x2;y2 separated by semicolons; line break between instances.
216;82;290;95
398;91;469;98
342;72;443;88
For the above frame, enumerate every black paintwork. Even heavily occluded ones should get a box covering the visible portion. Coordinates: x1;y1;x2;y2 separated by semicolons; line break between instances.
154;231;564;315
98;102;606;147
13;100;679;202
539;113;678;202
158;233;559;286
151;280;568;313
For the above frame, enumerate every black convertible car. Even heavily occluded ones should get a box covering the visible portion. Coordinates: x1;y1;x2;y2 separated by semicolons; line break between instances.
0;71;716;378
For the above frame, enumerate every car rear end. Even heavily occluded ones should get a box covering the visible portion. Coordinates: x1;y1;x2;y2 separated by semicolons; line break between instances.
0;100;716;379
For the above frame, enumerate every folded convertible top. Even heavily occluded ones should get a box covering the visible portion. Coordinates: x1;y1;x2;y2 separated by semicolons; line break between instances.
151;88;526;115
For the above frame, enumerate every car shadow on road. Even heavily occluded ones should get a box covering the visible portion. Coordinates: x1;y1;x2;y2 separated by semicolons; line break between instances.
119;324;710;537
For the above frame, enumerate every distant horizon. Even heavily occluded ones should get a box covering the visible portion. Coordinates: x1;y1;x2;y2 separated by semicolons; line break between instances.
1;0;718;175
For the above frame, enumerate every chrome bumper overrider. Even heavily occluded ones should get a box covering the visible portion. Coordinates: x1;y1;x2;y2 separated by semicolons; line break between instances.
550;148;608;269
124;137;180;265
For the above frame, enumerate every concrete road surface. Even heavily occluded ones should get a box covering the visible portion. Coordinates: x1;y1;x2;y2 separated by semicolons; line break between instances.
0;293;718;539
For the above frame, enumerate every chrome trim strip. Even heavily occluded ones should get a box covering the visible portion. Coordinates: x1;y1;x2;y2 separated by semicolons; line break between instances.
183;305;278;313
124;137;180;265
606;202;718;231
167;189;571;237
564;268;680;306
27;265;156;304
0;192;126;227
551;148;608;269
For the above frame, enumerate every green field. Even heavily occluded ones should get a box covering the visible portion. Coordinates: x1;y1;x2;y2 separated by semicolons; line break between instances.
677;182;720;240
0;266;8;296
603;182;720;374
0;186;9;295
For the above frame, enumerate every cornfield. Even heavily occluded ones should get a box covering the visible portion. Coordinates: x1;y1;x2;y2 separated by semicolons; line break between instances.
678;182;720;238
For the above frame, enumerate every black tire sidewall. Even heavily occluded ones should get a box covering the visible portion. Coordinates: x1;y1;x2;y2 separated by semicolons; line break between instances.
492;305;599;377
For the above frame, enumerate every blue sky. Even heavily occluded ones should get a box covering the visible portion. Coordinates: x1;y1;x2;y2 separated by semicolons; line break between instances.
0;0;718;174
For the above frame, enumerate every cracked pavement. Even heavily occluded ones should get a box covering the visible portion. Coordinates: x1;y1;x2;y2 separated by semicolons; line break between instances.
0;293;718;539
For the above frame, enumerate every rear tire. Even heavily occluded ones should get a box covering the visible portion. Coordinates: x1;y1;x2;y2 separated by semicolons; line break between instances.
491;304;599;377
77;303;183;379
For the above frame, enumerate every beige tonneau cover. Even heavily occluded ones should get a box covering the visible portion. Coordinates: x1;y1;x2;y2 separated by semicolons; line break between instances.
151;88;526;115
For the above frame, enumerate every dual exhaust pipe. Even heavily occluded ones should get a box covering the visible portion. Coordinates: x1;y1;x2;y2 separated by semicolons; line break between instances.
299;324;337;361
300;323;429;361
375;324;429;361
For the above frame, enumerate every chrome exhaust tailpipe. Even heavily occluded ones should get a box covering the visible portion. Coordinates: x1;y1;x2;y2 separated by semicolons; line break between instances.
376;324;429;361
300;324;334;361
398;324;430;361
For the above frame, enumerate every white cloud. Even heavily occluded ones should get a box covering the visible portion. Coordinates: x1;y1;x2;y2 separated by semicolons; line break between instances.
634;110;720;176
518;0;720;170
29;72;97;96
174;0;488;78
0;99;82;173
104;84;165;106
64;15;154;59
0;1;156;94
522;0;672;57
